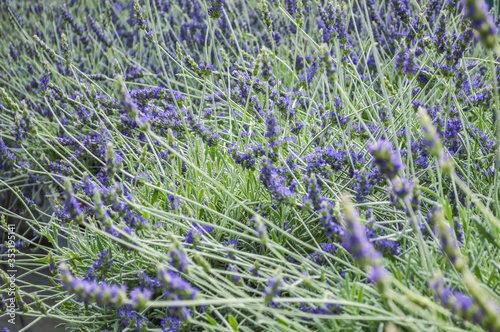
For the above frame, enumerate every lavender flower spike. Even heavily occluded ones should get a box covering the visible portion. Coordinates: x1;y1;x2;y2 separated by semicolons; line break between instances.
430;271;500;330
62;178;84;224
418;107;442;158
341;196;381;268
433;209;465;272
116;75;138;118
368;140;403;179
464;0;498;49
430;272;484;323
59;262;127;307
463;271;500;330
168;244;190;274
105;142;118;180
208;0;225;19
264;271;282;305
130;287;152;311
157;264;200;319
156;264;199;301
341;196;388;287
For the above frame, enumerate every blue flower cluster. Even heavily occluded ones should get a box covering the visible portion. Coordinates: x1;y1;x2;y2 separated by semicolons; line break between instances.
1;0;499;330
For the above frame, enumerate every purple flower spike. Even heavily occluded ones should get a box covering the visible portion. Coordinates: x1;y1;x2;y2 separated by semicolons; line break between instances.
341;196;388;287
391;178;414;198
59;263;127;307
161;316;181;332
464;0;498;49
168;247;190;273
368;140;403;180
62;178;84;224
433;209;465;271
157;264;199;319
130;287;152;311
368;266;388;284
264;273;283;305
208;0;225;19
341;197;380;267
429;272;500;329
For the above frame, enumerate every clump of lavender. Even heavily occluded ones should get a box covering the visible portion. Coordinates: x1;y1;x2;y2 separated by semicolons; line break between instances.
3;0;500;330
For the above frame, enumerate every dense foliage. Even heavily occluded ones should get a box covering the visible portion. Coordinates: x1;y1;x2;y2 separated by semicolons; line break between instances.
1;0;500;331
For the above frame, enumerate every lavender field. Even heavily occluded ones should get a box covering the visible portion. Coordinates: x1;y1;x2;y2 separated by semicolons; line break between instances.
1;0;500;331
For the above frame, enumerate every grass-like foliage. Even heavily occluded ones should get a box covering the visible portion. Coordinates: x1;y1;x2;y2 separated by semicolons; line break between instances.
1;0;500;331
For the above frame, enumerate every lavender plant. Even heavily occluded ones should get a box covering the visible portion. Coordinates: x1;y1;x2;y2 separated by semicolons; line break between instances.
1;0;500;331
